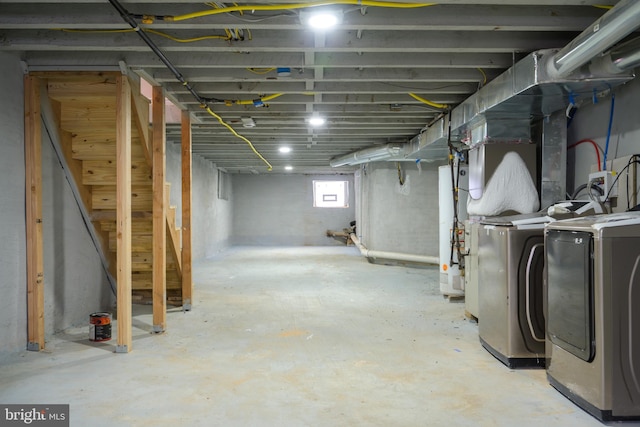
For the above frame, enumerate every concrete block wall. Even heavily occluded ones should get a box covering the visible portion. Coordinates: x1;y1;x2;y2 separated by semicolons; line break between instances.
166;142;232;260
0;53;113;357
357;161;444;257
232;174;355;246
0;53;28;357
41;120;113;337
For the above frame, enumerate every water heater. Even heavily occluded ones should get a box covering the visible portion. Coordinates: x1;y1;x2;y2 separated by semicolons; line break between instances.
439;164;468;296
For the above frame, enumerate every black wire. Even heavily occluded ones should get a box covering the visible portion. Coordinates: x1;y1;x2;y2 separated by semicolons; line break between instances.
603;156;640;204
625;156;639;210
108;0;209;107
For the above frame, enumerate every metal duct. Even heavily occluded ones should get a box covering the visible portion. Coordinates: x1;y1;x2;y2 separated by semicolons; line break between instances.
599;36;640;74
334;0;640;167
329;143;407;167
550;0;640;78
449;49;634;148
404;115;450;161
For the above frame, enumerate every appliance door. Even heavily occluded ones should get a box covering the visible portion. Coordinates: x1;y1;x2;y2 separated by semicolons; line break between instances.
546;229;595;363
517;236;545;352
478;226;508;354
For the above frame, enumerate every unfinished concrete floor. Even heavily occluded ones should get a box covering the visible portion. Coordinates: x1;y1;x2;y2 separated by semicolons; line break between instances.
0;246;628;426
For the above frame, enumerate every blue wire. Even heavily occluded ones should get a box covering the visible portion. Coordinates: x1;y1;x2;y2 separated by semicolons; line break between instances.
602;93;615;171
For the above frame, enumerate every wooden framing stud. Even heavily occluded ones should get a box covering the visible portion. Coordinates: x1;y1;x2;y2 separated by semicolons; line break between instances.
24;75;45;351
116;75;133;353
152;85;167;332
181;110;193;311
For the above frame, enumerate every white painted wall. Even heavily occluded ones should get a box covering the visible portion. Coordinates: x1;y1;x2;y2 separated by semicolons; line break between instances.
357;161;444;257
232;174;355;246
166;142;232;259
568;75;640;202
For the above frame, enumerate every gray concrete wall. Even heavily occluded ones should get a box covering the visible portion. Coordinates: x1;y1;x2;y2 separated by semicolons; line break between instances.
1;53;113;358
166;142;232;259
41;122;113;338
232;174;355;246
567;76;640;199
357;161;444;257
0;53;28;356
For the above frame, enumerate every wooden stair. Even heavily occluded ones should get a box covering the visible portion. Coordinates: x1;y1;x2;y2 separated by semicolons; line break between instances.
44;73;183;305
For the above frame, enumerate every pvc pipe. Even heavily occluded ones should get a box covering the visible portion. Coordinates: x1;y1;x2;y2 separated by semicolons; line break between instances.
350;233;439;265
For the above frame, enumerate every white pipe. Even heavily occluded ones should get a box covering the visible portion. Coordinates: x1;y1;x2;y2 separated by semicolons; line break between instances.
350;233;439;265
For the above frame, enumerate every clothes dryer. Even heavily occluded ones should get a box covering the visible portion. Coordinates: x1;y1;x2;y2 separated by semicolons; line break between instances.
546;212;640;421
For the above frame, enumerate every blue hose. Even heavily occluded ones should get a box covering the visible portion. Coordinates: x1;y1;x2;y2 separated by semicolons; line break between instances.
603;94;615;170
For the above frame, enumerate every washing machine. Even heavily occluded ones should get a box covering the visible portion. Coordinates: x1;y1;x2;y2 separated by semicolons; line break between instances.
478;213;547;368
545;212;640;421
477;201;606;368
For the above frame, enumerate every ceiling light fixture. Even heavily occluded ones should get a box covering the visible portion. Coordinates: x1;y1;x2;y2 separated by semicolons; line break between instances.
284;165;293;171
300;9;342;30
279;146;292;154
308;12;339;29
308;116;326;126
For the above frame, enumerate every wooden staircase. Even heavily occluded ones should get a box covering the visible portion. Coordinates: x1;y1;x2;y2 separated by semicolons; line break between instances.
43;72;183;305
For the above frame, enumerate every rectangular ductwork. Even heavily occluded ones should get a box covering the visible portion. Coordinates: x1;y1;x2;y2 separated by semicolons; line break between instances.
404;115;450;162
331;0;640;167
449;49;634;148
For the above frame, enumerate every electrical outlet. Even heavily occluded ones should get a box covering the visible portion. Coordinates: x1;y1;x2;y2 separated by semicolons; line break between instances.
588;170;618;199
589;155;639;213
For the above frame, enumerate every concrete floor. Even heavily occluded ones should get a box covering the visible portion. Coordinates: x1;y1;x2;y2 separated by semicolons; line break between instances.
0;246;630;426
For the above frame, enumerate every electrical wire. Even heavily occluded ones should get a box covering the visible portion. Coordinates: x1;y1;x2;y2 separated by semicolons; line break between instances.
144;28;230;43
602;156;640;204
144;1;437;23
108;0;273;171
396;162;405;186
627;154;640;210
246;68;276;75
448;147;462;268
567;138;602;172
603;93;615;170
203;106;273;171
408;93;448;110
56;28;232;43
231;93;284;105
476;67;487;86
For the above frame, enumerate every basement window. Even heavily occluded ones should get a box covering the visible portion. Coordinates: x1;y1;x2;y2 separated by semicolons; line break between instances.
313;180;349;208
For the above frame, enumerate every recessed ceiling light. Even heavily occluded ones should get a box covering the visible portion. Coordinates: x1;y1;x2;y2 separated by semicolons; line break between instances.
284;165;293;171
279;146;292;154
308;12;339;29
308;116;326;126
